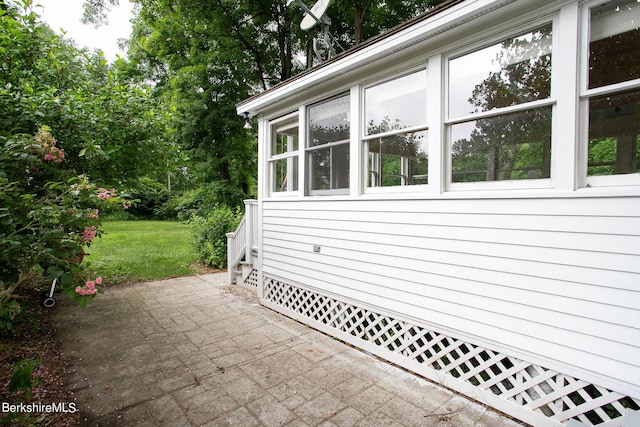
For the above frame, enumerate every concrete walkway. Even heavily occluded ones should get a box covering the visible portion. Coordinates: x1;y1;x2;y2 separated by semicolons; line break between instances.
54;273;524;426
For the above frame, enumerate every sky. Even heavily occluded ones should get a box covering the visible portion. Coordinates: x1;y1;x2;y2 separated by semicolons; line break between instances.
35;0;134;62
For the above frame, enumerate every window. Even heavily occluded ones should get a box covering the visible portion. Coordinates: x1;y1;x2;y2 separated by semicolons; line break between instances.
584;0;640;180
447;24;553;184
269;115;299;193
307;94;350;194
364;70;428;188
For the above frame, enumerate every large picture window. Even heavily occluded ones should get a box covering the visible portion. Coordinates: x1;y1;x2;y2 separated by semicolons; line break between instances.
585;0;640;179
364;70;428;188
307;94;350;193
269;115;299;193
448;24;553;184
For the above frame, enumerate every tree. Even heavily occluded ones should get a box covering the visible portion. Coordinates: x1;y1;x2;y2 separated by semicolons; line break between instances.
80;0;449;208
0;2;171;312
1;2;174;189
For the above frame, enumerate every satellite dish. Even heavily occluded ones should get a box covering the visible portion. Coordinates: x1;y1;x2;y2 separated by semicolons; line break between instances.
287;0;331;31
300;0;331;31
287;0;341;62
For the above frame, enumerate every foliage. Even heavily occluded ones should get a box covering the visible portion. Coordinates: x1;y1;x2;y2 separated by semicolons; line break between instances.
189;206;243;269
108;0;447;213
0;2;177;320
0;1;175;190
8;359;41;393
0;129;129;311
125;176;170;219
0;299;21;332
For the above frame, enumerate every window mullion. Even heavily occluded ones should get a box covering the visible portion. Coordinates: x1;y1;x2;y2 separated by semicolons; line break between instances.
350;85;361;197
553;2;580;191
427;55;443;194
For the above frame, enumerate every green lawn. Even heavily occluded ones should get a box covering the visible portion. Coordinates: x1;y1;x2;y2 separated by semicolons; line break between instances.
85;220;206;285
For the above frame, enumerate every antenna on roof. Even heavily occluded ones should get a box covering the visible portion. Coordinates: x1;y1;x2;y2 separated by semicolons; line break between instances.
287;0;342;62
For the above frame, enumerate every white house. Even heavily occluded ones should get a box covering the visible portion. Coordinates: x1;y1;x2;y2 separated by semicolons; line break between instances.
233;0;640;425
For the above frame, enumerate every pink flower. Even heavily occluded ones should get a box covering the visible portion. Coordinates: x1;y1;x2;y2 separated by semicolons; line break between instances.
82;226;97;243
75;286;82;294
95;277;103;285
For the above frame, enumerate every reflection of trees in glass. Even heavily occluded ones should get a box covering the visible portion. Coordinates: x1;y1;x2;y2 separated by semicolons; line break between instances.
309;123;350;190
367;116;428;186
367;116;426;156
310;123;350;145
588;90;640;176
452;108;551;182
452;25;552;182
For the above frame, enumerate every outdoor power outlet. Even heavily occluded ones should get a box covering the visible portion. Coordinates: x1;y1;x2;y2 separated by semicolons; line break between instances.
313;245;321;253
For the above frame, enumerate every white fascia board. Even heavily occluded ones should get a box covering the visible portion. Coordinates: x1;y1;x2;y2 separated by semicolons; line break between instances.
237;0;512;117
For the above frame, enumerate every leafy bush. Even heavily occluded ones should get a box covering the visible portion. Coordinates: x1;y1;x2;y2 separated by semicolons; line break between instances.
8;359;41;394
190;205;242;269
125;177;169;219
0;299;22;333
1;129;130;315
172;182;247;221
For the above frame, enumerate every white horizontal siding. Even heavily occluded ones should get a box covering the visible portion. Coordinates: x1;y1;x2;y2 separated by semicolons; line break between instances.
260;196;640;395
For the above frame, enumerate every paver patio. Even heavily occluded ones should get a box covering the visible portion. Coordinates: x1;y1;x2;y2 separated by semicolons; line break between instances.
53;273;525;426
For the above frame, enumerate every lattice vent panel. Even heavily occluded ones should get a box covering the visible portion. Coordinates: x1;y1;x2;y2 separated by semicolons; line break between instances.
244;269;258;288
263;275;639;426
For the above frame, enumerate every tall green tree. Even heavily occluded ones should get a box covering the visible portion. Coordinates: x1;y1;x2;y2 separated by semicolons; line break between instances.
83;0;448;206
1;0;174;188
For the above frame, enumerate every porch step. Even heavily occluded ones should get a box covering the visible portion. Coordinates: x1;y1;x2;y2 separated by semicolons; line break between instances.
231;262;254;286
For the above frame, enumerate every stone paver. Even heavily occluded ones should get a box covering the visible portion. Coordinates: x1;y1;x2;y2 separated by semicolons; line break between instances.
53;273;524;426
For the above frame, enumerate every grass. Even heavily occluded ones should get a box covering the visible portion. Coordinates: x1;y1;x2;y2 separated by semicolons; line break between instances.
85;220;208;285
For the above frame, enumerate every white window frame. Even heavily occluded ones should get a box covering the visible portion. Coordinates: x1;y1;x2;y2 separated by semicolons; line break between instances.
306;92;351;196
268;112;300;197
444;17;557;192
579;0;640;188
362;67;429;195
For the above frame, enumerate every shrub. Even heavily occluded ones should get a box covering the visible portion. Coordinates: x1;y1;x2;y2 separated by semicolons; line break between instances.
125;177;170;219
173;182;247;221
190;205;242;269
0;128;130;315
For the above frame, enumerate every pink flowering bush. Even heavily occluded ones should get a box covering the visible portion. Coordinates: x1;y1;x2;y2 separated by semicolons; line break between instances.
75;276;102;296
1;128;132;310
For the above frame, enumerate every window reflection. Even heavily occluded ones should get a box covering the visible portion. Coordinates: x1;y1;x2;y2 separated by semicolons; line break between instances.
308;94;350;192
451;107;551;182
270;119;299;193
273;157;298;192
367;131;428;186
589;0;640;89
449;24;552;118
588;89;640;176
587;1;640;178
365;71;427;135
309;95;350;147
272;126;298;155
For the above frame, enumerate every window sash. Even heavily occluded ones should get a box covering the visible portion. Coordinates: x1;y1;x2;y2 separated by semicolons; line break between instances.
581;0;640;184
268;113;300;195
445;21;555;188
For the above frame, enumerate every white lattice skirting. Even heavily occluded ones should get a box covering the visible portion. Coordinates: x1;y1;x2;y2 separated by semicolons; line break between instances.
262;275;639;427
244;269;258;288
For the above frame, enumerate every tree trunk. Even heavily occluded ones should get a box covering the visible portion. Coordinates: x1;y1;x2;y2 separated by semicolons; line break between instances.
354;7;367;45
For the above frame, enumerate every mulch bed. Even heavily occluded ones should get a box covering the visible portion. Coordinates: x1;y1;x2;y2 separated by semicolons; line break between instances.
0;287;79;427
